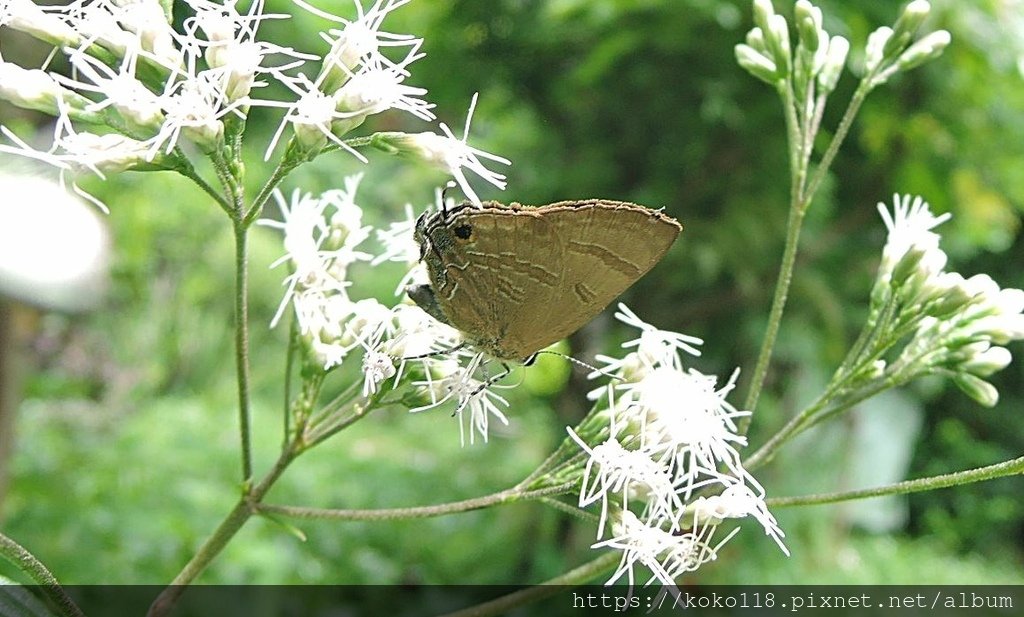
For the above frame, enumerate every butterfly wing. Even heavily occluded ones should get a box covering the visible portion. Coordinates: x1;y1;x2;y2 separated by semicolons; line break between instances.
423;204;565;359
422;200;680;360
500;200;681;356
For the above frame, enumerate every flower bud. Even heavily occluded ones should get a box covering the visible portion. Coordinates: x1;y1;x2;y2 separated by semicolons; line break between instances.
896;30;951;72
2;0;81;46
765;15;792;78
952;373;999;408
865;26;893;74
890;245;927;289
795;0;822;53
745;27;768;54
817;35;849;93
752;0;775;34
735;44;778;84
922;284;973;320
0;62;91;116
960;346;1012;378
62;132;164;174
118;0;182;69
884;0;931;58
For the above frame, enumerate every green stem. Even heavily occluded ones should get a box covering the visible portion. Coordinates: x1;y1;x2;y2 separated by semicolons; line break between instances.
302;385;375;448
256;484;574;522
744;393;828;471
742;79;877;427
802;81;872;207
171;151;231;214
247;157;300;225
742;199;806;418
147;443;300;617
435;550;621;617
233;219;254;486
0;532;85;617
283;320;298;447
741;80;808;421
768;455;1024;508
746;362;915;472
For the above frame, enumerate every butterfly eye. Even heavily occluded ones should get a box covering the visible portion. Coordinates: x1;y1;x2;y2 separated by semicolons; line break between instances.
454;223;473;240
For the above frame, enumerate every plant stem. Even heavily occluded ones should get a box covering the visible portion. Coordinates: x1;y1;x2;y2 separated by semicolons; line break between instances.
742;198;806;419
802;81;872;208
0;532;85;617
172;152;231;214
147;443;299;617
741;81;807;422
247;153;304;224
256;484;574;521
742;79;876;428
233;219;254;486
768;455;1024;508
435;550;621;617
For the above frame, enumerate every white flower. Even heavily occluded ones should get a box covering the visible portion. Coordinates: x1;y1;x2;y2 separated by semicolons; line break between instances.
185;0;311;102
877;194;950;285
64;1;137;57
361;345;397;396
259;180;376;350
57;50;165;133
411;351;512;445
594;511;733;586
630;367;750;495
57;130;157;176
373;202;420;267
566;307;787;575
587;304;704;390
571;432;683;537
260;188;334;328
391;93;511;207
263;74;369;159
384;303;462;382
152;70;235;154
690;482;788;555
116;0;183;69
333;54;435;126
320;174;375;273
567;385;684;537
615;303;703;367
296;0;419;84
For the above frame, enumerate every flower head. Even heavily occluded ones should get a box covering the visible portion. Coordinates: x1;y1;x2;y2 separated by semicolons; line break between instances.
382;93;511;207
564;304;787;584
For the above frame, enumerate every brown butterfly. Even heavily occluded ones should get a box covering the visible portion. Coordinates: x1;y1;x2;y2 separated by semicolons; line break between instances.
407;199;681;363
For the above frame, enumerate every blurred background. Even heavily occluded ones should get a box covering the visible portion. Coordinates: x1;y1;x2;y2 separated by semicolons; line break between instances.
0;0;1022;586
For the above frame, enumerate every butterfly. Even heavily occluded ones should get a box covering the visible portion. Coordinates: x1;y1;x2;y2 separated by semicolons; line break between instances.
407;199;681;363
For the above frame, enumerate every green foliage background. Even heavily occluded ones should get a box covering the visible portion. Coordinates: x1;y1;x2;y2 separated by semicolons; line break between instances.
1;0;1023;586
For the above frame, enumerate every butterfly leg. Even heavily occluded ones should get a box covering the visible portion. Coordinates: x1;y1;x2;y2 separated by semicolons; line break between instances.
452;361;513;417
401;341;466;361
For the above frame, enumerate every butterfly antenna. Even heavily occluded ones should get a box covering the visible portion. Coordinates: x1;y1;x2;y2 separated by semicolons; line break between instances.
533;350;624;382
440;180;458;218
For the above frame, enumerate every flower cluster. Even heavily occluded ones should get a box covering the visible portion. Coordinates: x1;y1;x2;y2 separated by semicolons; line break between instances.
860;195;1024;407
261;176;516;444
568;305;788;586
0;0;509;207
736;0;949;107
735;0;849;94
